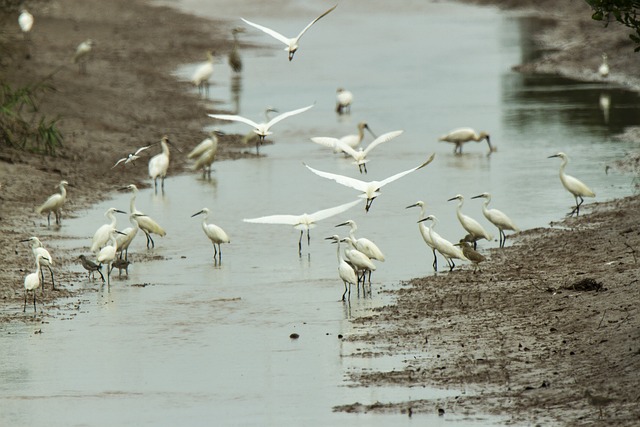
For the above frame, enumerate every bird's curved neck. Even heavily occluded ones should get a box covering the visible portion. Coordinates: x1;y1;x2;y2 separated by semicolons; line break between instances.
161;141;170;156
59;184;67;198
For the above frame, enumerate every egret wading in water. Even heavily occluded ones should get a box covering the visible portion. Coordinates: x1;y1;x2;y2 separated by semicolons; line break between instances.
325;235;358;301
208;104;313;155
191;208;230;264
78;255;105;282
341;236;376;289
417;215;467;271
91;207;126;253
21;236;55;293
122;184;166;248
335;219;384;283
598;53;609;78
192;50;215;97
188;129;224;178
115;213;140;261
439;128;493;155
149;136;178;193
448;194;492;249
304;153;436;212
241;4;337;61
548;152;596;216
335;88;353;114
73;39;95;74
334;130;403;174
228;27;245;73
24;253;46;313
112;145;151;169
406;201;440;271
243;199;361;256
98;229;126;287
311;122;375;155
36;180;69;226
471;192;519;248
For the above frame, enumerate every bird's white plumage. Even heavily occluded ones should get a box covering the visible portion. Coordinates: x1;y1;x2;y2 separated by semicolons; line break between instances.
208;104;313;138
439;127;492;154
598;53;609;78
192;208;230;262
342;237;376;272
244;199;360;229
549;152;595;216
326;235;358;300
418;215;467;268
336;88;353;113
115;214;140;259
471;192;519;247
335;220;385;262
19;9;34;33
149;136;172;191
448;194;493;243
112;145;150;168
91;207;125;253
311;122;373;154
337;130;403;172
36;180;68;226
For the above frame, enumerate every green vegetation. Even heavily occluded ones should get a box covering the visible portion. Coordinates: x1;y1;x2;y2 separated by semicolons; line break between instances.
586;0;640;51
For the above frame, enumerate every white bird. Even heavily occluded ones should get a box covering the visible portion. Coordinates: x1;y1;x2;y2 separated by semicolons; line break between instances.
148;135;174;193
311;121;375;154
192;50;215;97
24;253;45;313
122;184;166;248
36;180;69;226
191;208;230;263
21;236;55;293
439;128;493;154
598;53;609;78
228;27;245;73
91;207;126;253
244;199;361;255
112;145;151;169
304;153;436;212
325;235;358;301
18;9;34;37
188;130;224;178
240;106;278;149
335;88;353;114
208;104;314;154
335;130;403;174
447;194;493;249
406;201;440;271
115;213;140;261
417;215;467;271
73;39;96;74
548;152;596;216
471;192;520;248
241;4;337;61
335;219;385;262
340;234;379;286
97;229;125;287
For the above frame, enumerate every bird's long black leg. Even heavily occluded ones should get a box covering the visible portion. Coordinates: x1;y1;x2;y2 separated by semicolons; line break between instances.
47;266;55;290
307;230;311;247
97;268;105;283
298;230;303;256
432;249;438;271
149;234;155;249
47;213;51;227
448;258;455;272
342;282;348;301
33;291;37;313
23;290;27;312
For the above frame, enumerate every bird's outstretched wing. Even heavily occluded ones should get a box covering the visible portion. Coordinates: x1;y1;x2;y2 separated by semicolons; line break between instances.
134;145;151;156
241;18;291;46
208;113;261;129
308;199;361;222
112;158;127;169
304;163;369;192
333;140;360;159
310;137;340;150
362;130;403;157
378;153;435;188
243;214;301;225
265;104;314;129
295;4;338;41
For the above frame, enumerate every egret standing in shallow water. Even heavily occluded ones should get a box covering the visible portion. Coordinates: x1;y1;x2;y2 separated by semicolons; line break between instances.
148;136;176;193
439;128;493;154
98;229;126;287
241;4;337;61
417;215;467;271
336;219;384;284
24;253;46;313
192;50;215;97
448;194;492;249
311;122;375;154
188;129;224;178
304;153;436;212
36;180;69;226
21;236;55;293
115;213;140;261
548;152;596;216
191;208;230;263
243;199;361;255
208;104;314;155
122;184;166;248
406;201;440;271
325;235;358;301
91;207;126;253
471;192;519;248
335;88;353;114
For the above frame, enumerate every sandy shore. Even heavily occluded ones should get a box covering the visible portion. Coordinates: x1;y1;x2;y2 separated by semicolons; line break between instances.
1;0;639;424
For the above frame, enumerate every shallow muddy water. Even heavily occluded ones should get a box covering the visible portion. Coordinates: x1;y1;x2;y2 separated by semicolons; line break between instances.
2;1;639;426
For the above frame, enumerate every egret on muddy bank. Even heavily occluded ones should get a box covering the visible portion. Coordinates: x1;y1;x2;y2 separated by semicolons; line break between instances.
21;236;55;293
36;180;69;226
448;194;492;249
417;215;467;271
149;136;178;193
406;201;440;271
73;39;95;74
24;253;46;313
471;192;519;248
548;152;595;216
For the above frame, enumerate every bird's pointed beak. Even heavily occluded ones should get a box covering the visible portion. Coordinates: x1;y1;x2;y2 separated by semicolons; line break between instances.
417;217;429;224
115;209;127;214
115;230;127;236
447;196;458;202
471;195;483;199
548;154;559;159
405;203;418;209
335;222;348;227
191;210;204;218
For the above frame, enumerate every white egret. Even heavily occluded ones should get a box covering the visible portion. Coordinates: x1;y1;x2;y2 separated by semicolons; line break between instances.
471;192;519;248
18;9;34;39
148;135;175;193
192;50;215;97
91;207;126;253
325;235;358;301
406;201;440;271
191;208;230;263
241;4;337;61
455;240;486;272
188;129;224;178
417;215;467;271
342;236;377;287
311;122;375;154
78;255;105;282
208;104;314;154
112;145;151;169
73;39;96;74
334;130;403;174
335;219;385;262
439;128;493;154
548;152;596;216
244;199;361;255
240;106;278;149
598;53;609;78
304;153;436;212
115;213;140;261
21;236;55;293
336;88;353;114
122;184;166;248
24;253;45;313
228;27;245;73
97;229;126;286
448;194;492;249
36;179;69;226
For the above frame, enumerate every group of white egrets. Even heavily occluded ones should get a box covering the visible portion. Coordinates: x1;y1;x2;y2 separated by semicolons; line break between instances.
21;4;598;309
